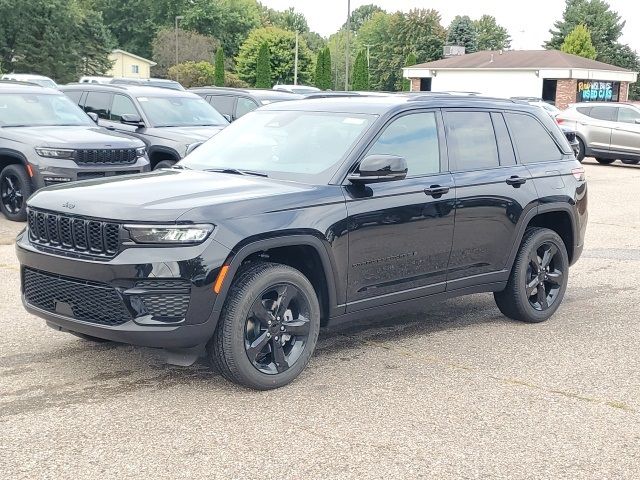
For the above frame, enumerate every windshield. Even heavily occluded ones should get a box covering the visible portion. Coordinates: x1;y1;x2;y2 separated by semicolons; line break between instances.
181;110;376;183
32;79;57;88
148;81;184;91
137;96;227;127
0;93;92;127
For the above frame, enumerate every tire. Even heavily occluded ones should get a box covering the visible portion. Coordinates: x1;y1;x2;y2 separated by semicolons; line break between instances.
494;227;569;323
576;138;586;162
595;158;615;165
154;160;176;170
621;159;639;165
0;164;32;222
208;262;321;390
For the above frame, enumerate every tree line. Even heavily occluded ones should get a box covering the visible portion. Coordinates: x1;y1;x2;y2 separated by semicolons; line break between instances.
0;0;637;98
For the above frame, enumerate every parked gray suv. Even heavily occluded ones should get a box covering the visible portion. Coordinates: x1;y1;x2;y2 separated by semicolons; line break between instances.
0;82;149;221
556;102;640;165
60;84;228;169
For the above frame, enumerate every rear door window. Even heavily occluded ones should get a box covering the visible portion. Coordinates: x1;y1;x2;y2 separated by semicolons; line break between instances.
589;106;617;121
445;111;499;171
617;107;640;124
504;113;562;164
84;91;111;119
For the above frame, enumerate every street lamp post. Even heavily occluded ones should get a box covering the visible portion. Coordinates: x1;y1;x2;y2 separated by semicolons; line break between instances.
175;15;184;67
345;0;351;91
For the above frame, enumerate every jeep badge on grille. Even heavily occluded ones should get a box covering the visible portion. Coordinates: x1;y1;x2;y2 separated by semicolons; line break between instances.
62;202;75;209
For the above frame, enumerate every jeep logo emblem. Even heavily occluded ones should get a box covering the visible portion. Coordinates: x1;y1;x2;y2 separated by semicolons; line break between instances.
62;202;75;209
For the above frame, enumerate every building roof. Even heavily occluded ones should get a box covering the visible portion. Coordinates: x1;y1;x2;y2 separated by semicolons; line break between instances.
408;49;633;72
109;49;157;66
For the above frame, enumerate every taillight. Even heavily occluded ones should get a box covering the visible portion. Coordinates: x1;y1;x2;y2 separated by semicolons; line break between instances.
556;117;565;125
571;167;585;181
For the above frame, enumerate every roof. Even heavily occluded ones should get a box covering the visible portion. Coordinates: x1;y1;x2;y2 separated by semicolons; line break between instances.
60;83;198;98
109;49;157;66
409;49;633;72
0;82;59;94
190;86;303;100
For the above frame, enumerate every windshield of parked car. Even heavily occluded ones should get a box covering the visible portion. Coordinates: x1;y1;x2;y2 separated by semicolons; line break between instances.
32;79;57;88
0;93;92;127
137;96;227;127
180;110;376;183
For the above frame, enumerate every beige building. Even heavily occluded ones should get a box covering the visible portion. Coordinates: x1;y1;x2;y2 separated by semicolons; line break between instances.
107;49;156;79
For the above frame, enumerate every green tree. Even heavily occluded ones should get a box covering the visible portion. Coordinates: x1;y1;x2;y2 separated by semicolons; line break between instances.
183;0;261;59
327;28;355;90
236;27;313;87
261;6;308;33
0;0;113;83
151;28;218;78
402;52;417;91
214;48;225;86
167;60;215;88
315;49;332;89
322;47;332;89
254;42;271;88
352;50;369;90
447;15;478;53
474;15;511;51
561;24;597;59
344;4;384;32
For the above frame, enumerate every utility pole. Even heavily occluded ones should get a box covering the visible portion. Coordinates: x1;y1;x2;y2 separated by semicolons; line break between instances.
175;15;184;67
294;31;299;85
345;0;351;91
364;44;374;69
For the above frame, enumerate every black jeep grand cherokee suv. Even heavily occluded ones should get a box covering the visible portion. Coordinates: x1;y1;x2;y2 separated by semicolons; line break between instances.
17;96;587;390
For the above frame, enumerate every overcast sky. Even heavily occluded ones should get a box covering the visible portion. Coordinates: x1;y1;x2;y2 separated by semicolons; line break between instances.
260;0;639;51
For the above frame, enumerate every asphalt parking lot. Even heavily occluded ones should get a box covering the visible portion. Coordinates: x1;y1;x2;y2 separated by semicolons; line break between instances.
1;158;639;479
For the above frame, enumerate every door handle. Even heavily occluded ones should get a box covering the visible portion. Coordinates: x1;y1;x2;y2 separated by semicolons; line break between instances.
505;176;527;187
424;185;450;198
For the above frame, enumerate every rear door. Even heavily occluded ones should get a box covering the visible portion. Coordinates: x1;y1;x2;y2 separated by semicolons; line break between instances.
583;105;617;153
611;105;640;159
445;110;538;288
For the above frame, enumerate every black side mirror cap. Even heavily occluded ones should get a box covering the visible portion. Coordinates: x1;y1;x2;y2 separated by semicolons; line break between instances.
120;113;144;127
347;154;408;184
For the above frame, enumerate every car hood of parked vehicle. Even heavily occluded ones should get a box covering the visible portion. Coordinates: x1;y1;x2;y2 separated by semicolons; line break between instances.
4;125;144;148
27;169;335;223
143;125;225;143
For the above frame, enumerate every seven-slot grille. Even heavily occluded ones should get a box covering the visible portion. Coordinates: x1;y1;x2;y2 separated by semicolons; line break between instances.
75;148;137;165
23;268;132;326
28;209;120;257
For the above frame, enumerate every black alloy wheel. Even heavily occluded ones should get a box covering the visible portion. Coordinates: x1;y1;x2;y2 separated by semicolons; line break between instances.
525;242;564;311
245;283;311;374
576;138;586;162
0;164;32;222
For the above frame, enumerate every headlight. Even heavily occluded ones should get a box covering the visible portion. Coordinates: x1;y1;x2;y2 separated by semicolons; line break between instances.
135;146;146;157
35;147;75;159
125;224;214;244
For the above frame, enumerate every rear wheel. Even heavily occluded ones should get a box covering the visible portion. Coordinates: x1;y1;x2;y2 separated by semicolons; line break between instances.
595;158;615;165
0;164;31;222
576;138;586;162
208;262;320;390
494;227;569;323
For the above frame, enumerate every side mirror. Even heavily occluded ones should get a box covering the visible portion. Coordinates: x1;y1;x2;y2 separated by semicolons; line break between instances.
347;154;408;184
185;142;203;156
635;119;640;124
87;112;99;123
121;113;144;127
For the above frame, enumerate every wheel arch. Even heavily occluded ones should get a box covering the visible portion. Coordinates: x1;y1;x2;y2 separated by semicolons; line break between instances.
148;146;180;169
0;149;29;168
213;234;340;327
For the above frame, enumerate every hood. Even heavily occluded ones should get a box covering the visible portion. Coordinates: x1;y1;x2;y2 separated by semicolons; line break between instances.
27;169;329;223
4;126;144;148
144;126;225;143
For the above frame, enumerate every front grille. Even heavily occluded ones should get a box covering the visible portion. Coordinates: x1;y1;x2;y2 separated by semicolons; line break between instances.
75;148;137;165
77;172;105;180
23;268;132;326
28;209;120;258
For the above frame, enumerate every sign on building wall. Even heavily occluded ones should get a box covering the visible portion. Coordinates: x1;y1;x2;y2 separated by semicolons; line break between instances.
577;80;620;102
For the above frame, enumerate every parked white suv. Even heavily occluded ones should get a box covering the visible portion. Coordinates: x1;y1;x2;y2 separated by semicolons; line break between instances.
556;102;640;165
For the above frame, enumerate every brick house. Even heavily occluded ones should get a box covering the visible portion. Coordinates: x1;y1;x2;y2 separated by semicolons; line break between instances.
403;50;638;109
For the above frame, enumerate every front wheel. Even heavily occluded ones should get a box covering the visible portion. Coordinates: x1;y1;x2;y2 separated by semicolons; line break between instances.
621;159;639;165
576;138;586;162
0;164;32;222
208;262;321;390
595;158;615;165
494;227;569;323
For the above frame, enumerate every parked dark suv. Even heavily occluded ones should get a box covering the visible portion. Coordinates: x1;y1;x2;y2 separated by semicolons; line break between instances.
191;87;302;121
17;95;587;389
0;82;149;221
60;84;228;169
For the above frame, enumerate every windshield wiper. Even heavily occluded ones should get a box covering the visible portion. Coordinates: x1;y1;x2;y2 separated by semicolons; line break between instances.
204;168;268;178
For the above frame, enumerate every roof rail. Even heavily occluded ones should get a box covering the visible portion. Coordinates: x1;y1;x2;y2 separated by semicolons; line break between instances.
407;94;518;103
0;79;43;87
62;83;129;90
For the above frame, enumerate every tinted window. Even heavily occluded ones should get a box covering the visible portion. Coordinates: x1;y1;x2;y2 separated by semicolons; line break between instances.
110;94;138;121
207;95;235;116
491;113;516;166
0;93;92;127
576;106;592;116
505;113;562;164
236;97;258;118
368;112;440;177
64;90;83;104
445;111;499;170
617;107;640;124
137;96;227;127
84;91;111;119
589;106;617;121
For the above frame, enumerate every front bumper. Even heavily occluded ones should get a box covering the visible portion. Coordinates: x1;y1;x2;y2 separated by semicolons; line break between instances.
29;155;151;190
16;231;230;349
